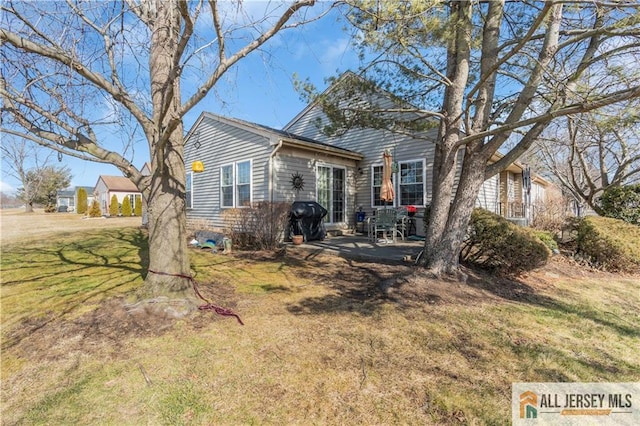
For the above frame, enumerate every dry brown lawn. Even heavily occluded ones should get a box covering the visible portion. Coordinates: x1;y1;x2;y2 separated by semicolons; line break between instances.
1;208;142;244
1;210;638;425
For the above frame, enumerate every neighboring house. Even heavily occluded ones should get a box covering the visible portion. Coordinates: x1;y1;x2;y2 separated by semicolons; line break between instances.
491;159;551;226
184;76;550;234
56;189;75;212
56;186;98;213
94;175;142;216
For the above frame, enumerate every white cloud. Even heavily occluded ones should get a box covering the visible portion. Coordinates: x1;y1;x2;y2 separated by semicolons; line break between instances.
320;37;353;72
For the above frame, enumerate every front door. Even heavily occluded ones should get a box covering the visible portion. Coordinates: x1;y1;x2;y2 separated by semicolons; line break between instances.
317;165;345;224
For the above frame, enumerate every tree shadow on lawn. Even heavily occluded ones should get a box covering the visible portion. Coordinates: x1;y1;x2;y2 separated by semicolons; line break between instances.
2;229;151;350
5;227;247;354
284;253;639;339
283;252;478;316
463;267;639;338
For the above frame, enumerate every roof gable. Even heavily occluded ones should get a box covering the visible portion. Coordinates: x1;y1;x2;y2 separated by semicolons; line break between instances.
187;111;363;160
97;175;139;192
283;71;431;135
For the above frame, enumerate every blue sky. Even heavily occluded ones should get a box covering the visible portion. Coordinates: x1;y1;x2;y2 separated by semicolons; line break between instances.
1;3;357;194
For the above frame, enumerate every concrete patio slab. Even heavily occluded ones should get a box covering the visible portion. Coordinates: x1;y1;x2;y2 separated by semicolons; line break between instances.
290;234;425;265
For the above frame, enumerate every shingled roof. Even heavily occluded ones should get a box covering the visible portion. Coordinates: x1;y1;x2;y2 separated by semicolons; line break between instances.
97;175;139;192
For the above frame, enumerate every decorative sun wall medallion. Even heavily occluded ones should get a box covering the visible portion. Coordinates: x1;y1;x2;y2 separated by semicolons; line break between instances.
290;171;305;192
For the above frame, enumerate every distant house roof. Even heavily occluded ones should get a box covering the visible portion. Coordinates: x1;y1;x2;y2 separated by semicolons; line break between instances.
75;185;95;192
97;176;139;192
490;152;551;187
57;190;74;197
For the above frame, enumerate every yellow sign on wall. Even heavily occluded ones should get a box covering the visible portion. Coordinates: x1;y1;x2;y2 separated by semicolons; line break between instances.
192;161;204;173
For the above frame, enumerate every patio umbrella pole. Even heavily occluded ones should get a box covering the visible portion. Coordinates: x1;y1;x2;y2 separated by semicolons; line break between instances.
379;149;396;243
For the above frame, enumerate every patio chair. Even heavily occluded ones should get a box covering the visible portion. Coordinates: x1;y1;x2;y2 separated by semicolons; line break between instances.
371;207;400;243
395;207;408;240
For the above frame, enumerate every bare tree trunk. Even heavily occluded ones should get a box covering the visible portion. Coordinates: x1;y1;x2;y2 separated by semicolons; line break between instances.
428;152;486;275
421;0;472;276
422;129;458;273
142;140;192;296
25;202;34;213
133;0;196;315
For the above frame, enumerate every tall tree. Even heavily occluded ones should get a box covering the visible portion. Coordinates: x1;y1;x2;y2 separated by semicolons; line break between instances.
19;165;72;212
301;0;640;275
1;0;326;315
531;100;640;215
0;136;64;212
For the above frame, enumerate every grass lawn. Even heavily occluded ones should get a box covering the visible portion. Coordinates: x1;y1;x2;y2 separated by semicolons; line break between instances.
1;226;639;425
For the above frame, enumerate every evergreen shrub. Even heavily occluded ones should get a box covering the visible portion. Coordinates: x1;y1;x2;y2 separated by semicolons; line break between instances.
461;208;550;275
600;185;640;226
575;216;640;273
533;230;558;252
134;196;142;216
88;200;102;217
121;196;132;217
77;188;88;214
109;195;119;216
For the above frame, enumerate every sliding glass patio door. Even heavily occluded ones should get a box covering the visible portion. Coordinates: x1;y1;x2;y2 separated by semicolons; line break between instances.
317;165;345;224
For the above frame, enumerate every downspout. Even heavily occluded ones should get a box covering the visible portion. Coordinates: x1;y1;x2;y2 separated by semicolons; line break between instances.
269;140;284;203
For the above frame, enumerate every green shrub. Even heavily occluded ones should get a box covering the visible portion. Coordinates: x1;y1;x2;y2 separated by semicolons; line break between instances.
76;188;88;214
576;216;640;273
109;195;119;217
600;184;640;226
533;230;558;252
121;196;132;217
88;200;102;217
461;208;551;275
134;196;142;217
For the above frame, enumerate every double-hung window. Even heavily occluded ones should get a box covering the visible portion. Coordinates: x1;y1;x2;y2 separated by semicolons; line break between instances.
399;160;425;206
221;160;252;208
236;161;251;206
371;164;395;207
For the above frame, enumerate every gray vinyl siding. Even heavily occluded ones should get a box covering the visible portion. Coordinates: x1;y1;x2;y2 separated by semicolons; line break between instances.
272;151;317;203
476;174;500;213
285;103;438;224
184;112;360;230
272;146;358;228
184;115;272;229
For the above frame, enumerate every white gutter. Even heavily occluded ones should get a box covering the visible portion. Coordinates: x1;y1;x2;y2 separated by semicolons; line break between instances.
279;138;364;161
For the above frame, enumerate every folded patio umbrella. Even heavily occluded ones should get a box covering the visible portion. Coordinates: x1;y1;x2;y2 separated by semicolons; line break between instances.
381;149;395;203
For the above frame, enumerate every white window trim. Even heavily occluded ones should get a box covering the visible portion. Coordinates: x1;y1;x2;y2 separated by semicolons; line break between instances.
370;163;396;208
221;163;234;208
220;159;253;208
186;171;193;209
398;158;426;207
235;159;253;208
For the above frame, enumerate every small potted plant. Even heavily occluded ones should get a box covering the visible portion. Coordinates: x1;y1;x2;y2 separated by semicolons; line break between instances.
292;234;304;245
